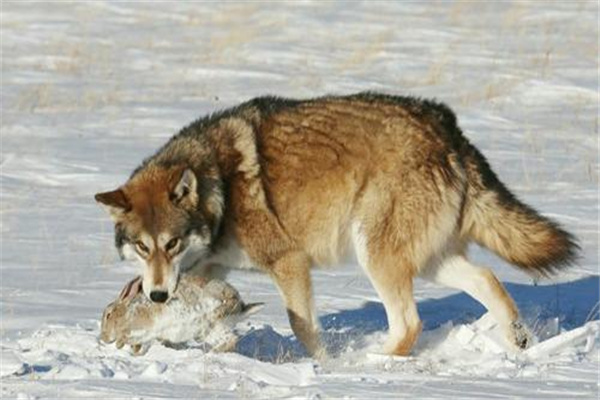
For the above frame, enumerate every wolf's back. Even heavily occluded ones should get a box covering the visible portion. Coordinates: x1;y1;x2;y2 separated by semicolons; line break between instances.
459;140;579;277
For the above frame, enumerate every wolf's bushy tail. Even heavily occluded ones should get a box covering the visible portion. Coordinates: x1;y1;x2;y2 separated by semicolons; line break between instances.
460;141;579;277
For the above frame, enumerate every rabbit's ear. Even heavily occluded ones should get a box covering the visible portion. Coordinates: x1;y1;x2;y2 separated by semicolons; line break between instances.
119;276;143;301
241;302;265;316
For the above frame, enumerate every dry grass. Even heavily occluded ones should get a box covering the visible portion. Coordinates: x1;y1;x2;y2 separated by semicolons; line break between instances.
458;78;521;107
13;84;55;112
337;30;393;72
12;83;123;113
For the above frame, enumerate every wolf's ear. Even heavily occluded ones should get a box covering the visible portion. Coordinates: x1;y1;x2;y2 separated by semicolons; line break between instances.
171;168;198;206
95;189;131;219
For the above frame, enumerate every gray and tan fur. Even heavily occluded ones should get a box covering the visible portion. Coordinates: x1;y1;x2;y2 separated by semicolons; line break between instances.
95;92;578;358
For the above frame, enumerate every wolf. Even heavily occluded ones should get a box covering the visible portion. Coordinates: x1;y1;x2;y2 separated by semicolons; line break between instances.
95;92;578;358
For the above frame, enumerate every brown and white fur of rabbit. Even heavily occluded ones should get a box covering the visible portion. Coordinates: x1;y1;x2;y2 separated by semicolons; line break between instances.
100;275;263;355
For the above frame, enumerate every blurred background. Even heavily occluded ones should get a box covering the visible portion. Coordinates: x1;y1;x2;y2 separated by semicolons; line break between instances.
2;0;597;295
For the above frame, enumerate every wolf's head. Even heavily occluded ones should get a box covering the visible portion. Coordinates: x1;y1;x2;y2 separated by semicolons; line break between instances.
95;165;223;303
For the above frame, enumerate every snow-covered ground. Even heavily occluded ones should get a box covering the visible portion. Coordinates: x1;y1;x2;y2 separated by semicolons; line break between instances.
1;1;598;398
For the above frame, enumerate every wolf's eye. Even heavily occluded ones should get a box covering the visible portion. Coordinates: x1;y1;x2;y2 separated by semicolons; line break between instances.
165;237;180;252
135;241;149;254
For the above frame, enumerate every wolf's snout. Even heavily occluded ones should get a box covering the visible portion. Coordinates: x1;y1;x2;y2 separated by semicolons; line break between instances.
149;290;169;303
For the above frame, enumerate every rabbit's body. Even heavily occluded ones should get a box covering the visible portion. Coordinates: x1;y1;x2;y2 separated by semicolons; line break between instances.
100;275;262;354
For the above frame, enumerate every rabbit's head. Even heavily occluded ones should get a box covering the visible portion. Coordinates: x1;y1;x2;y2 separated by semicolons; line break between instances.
100;301;126;344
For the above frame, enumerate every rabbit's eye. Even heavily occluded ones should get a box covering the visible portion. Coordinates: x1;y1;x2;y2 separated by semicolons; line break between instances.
135;241;149;255
165;237;180;252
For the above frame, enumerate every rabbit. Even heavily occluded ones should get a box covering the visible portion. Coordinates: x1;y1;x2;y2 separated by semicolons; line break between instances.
100;275;263;355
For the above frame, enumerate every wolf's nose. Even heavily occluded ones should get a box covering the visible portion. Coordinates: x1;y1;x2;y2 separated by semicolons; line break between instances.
149;291;168;303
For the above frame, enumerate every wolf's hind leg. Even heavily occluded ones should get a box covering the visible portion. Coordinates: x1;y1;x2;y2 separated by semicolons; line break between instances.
353;222;422;356
421;255;530;349
365;253;422;356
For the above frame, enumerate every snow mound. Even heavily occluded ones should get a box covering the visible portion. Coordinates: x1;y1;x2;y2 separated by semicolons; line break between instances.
1;313;596;395
352;313;599;379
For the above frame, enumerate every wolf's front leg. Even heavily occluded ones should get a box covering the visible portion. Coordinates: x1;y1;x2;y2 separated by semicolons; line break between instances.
269;252;325;359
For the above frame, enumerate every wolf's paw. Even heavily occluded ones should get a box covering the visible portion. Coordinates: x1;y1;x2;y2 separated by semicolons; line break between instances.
130;343;150;356
509;320;532;350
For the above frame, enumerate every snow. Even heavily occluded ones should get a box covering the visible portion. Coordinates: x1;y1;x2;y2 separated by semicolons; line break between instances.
1;1;598;399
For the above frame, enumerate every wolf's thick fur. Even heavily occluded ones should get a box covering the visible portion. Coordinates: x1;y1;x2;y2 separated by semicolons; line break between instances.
96;92;578;357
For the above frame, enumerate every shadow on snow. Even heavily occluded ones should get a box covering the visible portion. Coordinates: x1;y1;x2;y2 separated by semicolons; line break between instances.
236;275;599;363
